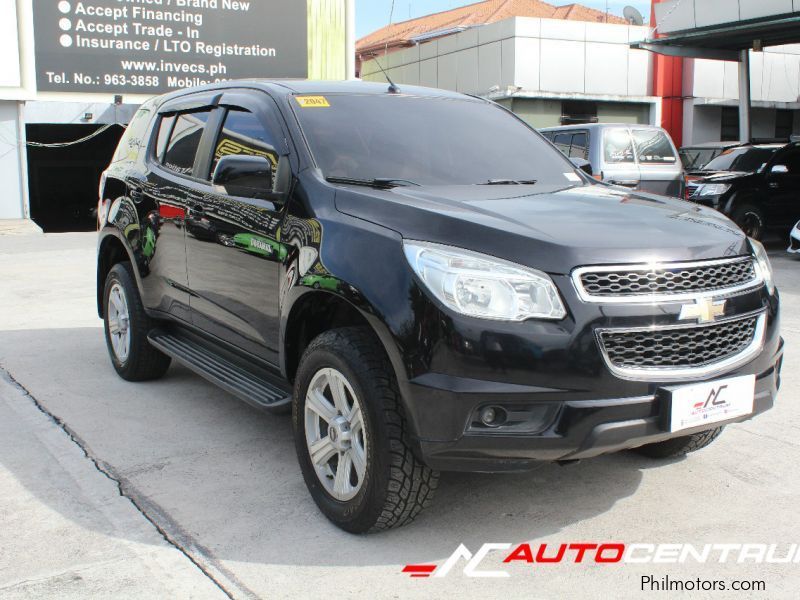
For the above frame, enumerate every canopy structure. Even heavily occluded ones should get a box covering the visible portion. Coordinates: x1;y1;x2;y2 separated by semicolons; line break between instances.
633;0;800;141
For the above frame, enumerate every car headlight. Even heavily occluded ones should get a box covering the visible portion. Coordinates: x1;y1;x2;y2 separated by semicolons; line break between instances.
695;183;731;197
750;238;775;295
403;241;567;321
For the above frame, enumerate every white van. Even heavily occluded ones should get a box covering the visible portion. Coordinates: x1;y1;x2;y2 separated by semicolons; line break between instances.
540;123;684;198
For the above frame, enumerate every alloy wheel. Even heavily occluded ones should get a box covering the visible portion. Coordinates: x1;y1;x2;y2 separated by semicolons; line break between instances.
304;367;367;501
107;282;131;362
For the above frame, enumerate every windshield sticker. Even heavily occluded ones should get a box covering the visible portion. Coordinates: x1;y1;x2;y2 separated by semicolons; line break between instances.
295;96;330;108
564;173;581;182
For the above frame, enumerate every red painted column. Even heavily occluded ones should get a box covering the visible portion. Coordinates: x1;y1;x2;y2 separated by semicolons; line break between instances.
651;0;683;147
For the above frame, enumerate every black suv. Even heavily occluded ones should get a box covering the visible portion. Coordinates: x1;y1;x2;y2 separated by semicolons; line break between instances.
98;80;783;533
686;141;800;239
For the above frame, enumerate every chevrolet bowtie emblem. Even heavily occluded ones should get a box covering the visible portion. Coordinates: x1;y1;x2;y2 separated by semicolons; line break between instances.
679;298;727;323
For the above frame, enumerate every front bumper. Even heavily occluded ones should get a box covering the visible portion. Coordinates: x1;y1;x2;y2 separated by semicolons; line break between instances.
415;342;781;471
400;280;782;472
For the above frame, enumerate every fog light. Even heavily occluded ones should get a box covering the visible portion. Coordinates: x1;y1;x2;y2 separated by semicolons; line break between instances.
481;407;497;425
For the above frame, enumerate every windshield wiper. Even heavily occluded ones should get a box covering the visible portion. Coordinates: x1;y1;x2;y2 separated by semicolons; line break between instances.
479;179;538;185
326;176;420;189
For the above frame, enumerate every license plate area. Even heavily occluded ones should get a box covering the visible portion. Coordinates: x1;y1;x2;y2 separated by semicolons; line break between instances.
662;375;756;433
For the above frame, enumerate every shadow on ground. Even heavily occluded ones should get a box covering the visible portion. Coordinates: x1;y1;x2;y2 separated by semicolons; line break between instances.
0;326;648;569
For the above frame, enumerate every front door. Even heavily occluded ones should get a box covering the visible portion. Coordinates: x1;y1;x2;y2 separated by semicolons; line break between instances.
765;145;800;228
185;92;289;365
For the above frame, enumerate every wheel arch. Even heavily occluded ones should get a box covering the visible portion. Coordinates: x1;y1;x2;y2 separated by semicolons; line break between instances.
97;230;141;318
281;288;410;400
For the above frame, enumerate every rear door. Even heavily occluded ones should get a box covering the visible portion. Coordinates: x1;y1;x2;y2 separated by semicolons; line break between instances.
631;128;683;197
184;90;291;364
139;94;219;322
601;127;640;189
764;145;800;227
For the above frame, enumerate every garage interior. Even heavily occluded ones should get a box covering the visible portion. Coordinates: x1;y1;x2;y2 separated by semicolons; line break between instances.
25;124;124;233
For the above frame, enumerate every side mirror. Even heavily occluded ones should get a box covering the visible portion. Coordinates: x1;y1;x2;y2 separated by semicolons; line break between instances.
570;157;593;176
771;164;789;175
212;153;290;203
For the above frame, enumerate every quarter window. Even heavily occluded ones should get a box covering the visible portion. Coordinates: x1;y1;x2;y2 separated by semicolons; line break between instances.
162;110;212;176
155;115;176;163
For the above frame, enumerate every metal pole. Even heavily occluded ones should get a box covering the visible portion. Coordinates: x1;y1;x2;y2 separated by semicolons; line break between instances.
738;49;751;142
345;0;356;79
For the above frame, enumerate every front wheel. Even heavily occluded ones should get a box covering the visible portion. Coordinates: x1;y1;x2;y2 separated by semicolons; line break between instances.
293;327;439;533
731;203;765;240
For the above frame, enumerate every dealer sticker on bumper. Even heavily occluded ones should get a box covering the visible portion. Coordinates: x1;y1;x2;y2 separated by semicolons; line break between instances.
668;374;756;433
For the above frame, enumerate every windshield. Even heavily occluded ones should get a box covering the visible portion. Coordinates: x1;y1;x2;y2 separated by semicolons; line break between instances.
680;148;722;170
702;146;780;173
291;94;579;186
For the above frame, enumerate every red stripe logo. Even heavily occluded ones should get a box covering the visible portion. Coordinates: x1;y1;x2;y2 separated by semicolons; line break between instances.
402;564;437;578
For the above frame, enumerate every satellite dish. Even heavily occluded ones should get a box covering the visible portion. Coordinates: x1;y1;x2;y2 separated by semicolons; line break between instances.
623;6;645;26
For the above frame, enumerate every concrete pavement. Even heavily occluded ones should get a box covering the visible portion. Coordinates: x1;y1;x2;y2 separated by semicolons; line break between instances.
1;232;798;599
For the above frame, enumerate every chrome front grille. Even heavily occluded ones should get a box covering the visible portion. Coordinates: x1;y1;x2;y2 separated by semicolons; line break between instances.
573;257;759;302
596;313;766;381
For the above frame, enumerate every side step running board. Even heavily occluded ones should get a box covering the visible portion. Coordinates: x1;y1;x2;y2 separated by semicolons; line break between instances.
148;330;292;414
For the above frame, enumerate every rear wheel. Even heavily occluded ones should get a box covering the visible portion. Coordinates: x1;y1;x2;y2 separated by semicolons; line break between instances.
633;427;724;459
103;262;171;381
293;327;438;533
731;203;765;240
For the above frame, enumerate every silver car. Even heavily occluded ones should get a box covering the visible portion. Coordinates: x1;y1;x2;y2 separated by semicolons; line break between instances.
540;123;684;197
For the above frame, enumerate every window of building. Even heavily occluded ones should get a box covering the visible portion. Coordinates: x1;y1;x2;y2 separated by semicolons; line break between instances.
721;107;740;142
209;109;278;178
162;110;212;176
561;101;598;125
776;110;794;139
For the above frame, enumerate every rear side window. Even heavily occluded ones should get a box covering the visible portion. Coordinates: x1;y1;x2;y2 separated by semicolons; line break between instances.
209;109;278;178
553;133;571;156
603;128;634;164
632;129;677;164
162;110;211;176
569;132;588;159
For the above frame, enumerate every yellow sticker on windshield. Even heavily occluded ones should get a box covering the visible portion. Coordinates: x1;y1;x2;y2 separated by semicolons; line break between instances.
295;96;330;108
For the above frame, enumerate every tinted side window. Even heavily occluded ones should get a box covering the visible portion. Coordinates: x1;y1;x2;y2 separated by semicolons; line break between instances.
632;129;677;164
553;133;571;156
603;128;634;164
209;109;278;178
163;110;211;176
569;132;588;159
155;115;176;162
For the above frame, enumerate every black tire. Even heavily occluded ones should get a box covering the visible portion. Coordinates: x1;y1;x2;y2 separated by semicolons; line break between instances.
293;327;439;533
633;427;724;459
103;262;171;381
731;202;765;240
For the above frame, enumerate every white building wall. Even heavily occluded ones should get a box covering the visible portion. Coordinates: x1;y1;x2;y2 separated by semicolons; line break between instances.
361;17;654;101
0;101;25;219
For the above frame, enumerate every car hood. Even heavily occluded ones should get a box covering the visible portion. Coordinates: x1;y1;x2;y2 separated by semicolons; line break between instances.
695;170;753;182
334;182;748;274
